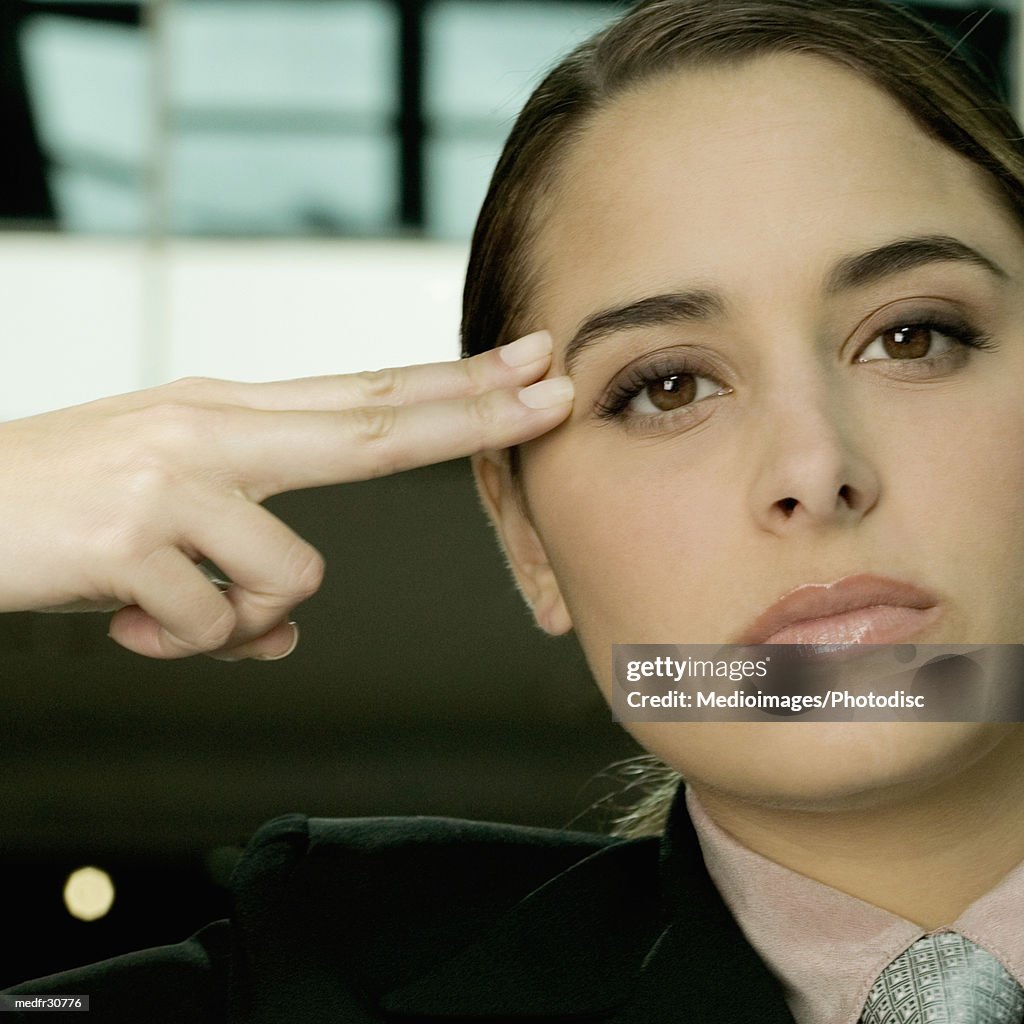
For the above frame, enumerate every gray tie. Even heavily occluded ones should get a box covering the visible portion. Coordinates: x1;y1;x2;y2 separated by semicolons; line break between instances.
859;932;1024;1024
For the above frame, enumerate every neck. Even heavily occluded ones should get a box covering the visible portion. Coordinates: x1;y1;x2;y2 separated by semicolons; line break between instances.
689;726;1024;930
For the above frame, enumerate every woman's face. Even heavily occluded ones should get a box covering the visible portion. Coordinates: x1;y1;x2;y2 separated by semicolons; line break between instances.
480;53;1024;810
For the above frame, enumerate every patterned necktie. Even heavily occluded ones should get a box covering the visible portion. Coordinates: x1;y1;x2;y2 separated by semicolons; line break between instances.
859;932;1024;1024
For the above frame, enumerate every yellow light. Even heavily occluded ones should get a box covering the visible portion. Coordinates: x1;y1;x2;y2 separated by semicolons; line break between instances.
63;866;115;922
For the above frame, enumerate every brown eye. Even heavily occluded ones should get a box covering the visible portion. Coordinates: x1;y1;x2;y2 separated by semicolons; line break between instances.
857;323;962;363
598;360;730;422
879;325;932;359
644;374;697;411
619;369;727;418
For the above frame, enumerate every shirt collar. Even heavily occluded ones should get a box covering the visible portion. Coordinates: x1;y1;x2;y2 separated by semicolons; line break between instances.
684;782;1024;1024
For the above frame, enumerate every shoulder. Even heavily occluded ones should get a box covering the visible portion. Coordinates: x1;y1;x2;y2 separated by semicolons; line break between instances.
234;810;630;908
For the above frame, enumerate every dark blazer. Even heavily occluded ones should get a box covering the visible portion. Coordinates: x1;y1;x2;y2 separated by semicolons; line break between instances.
5;783;797;1022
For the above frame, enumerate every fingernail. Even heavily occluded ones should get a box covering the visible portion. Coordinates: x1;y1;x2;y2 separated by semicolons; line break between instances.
500;330;552;368
254;622;299;662
518;376;573;410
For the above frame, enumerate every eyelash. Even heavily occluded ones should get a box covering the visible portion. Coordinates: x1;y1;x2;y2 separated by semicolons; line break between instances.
595;354;726;419
595;314;996;422
855;314;994;364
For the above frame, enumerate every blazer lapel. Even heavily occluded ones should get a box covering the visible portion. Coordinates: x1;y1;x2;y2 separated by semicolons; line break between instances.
380;835;663;1016
607;785;796;1023
380;784;795;1022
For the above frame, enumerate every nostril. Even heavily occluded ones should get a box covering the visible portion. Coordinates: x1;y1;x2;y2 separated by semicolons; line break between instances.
838;484;853;505
778;497;798;516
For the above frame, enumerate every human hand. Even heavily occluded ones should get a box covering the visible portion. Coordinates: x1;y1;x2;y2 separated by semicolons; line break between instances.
0;330;570;660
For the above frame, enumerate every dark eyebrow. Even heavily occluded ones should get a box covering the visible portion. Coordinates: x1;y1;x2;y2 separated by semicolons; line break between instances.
563;234;1007;375
565;290;725;375
824;234;1007;294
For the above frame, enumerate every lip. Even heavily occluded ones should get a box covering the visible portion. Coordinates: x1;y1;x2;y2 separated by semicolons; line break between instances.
733;573;941;646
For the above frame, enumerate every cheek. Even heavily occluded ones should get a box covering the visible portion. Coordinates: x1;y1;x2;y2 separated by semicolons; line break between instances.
521;430;742;649
901;387;1024;519
888;383;1024;639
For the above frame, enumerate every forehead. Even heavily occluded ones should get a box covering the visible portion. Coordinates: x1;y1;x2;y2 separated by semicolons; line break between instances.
530;53;1013;335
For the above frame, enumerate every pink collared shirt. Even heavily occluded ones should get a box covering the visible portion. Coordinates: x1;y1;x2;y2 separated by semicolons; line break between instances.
684;784;1024;1024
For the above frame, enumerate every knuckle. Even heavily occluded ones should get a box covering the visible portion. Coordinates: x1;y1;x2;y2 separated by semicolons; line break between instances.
468;390;504;436
462;351;493;394
86;516;154;568
348;403;397;448
184;603;236;653
351;367;403;405
286;543;325;600
101;402;218;505
82;466;178;564
126;400;210;452
89;403;227;562
120;460;175;507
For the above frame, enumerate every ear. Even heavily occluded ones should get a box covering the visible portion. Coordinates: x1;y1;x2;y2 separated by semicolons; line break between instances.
471;451;573;636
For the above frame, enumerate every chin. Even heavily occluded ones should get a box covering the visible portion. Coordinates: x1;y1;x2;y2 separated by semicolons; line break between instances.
629;720;1012;813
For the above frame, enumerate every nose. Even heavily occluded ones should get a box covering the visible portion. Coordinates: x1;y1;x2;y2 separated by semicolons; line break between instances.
749;386;880;534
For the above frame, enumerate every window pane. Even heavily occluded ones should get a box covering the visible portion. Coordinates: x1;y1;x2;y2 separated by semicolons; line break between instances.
170;0;397;115
425;1;618;122
20;13;148;232
171;132;397;236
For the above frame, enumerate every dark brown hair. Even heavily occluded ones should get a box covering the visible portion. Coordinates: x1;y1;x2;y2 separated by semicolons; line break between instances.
460;0;1024;836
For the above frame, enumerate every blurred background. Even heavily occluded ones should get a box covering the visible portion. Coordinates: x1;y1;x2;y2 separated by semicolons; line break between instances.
0;0;1018;988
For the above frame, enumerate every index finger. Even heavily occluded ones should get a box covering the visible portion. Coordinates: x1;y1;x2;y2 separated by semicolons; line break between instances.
169;331;556;412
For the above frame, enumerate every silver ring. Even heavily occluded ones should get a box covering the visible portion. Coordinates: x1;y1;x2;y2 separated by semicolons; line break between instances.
197;563;232;593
